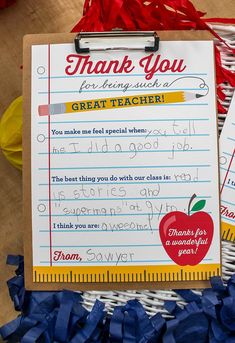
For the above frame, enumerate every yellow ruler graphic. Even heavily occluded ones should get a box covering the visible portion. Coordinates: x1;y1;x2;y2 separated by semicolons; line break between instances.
33;264;220;283
222;221;235;242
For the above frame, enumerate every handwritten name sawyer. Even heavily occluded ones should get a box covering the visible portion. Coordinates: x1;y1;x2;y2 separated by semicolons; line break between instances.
53;249;135;266
86;249;134;265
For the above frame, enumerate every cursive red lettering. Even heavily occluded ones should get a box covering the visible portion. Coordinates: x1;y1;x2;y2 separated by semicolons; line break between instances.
53;250;82;261
65;55;134;76
171;59;186;73
221;205;235;219
65;55;90;75
139;53;187;80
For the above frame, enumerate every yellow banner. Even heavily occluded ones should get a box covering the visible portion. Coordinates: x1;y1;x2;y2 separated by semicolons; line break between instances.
221;221;235;242
66;91;185;113
33;263;220;283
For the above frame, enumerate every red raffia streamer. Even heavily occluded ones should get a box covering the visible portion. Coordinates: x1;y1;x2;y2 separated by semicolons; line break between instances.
0;0;15;9
71;0;235;114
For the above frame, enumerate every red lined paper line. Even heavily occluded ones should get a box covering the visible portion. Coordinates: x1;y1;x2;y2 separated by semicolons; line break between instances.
220;148;235;194
47;44;52;266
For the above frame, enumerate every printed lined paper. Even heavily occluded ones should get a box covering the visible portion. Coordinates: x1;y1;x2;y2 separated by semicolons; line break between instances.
29;38;221;286
220;93;235;242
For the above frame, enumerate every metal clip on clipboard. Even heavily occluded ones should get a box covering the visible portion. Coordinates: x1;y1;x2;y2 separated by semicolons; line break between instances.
74;31;160;53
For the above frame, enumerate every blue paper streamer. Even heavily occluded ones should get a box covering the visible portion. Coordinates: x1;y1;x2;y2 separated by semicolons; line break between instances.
0;316;22;340
2;255;235;343
202;289;219;319
175;289;201;303
126;299;155;341
163;318;179;343
70;300;105;343
123;309;137;343
54;291;73;342
110;306;124;342
21;322;49;343
227;275;235;298
220;297;235;331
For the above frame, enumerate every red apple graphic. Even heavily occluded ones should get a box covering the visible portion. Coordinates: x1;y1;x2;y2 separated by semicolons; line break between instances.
159;194;214;266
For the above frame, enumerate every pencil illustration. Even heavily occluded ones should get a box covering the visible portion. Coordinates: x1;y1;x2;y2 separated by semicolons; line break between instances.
38;91;206;116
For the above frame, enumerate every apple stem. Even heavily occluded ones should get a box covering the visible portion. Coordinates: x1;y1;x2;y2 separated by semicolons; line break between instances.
188;193;197;215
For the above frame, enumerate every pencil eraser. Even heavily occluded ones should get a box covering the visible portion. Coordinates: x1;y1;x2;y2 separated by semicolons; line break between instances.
38;105;49;116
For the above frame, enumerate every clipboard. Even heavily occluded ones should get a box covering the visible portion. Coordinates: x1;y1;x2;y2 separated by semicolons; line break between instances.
23;30;221;291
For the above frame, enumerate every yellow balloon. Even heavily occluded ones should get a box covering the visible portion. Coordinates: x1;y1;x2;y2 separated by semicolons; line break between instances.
0;96;22;170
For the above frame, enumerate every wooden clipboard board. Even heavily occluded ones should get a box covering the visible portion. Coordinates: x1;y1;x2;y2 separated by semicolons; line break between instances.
23;31;221;291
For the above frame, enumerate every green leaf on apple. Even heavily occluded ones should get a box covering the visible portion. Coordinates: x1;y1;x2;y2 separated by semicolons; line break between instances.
191;199;206;212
